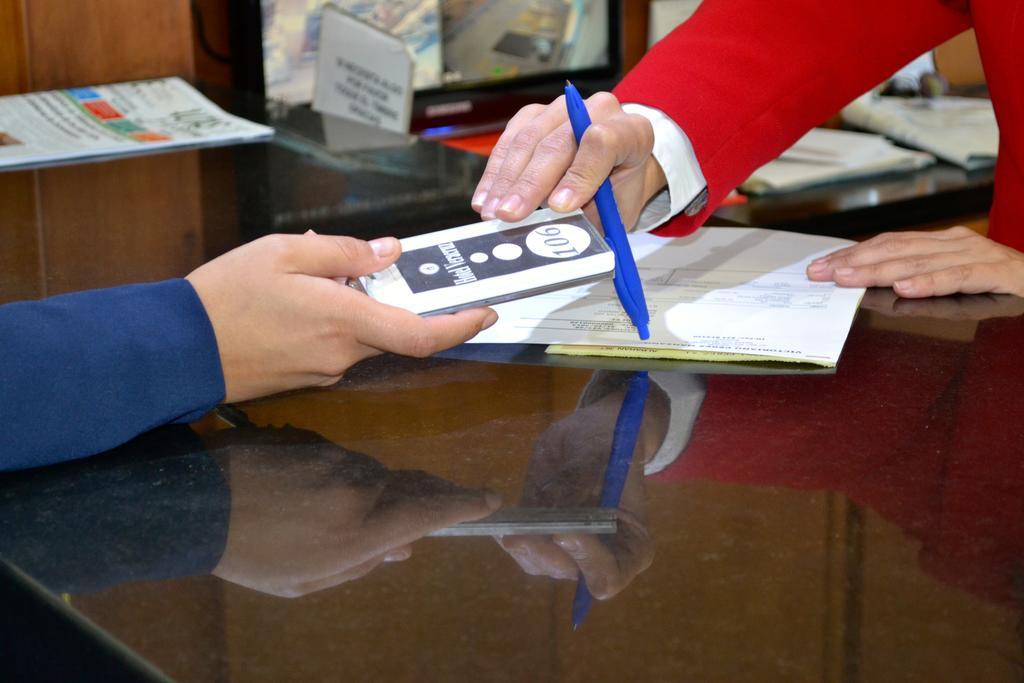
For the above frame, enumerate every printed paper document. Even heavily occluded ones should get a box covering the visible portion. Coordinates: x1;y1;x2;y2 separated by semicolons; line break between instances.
470;228;866;367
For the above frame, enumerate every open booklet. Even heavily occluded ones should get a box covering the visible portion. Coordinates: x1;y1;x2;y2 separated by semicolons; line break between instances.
0;77;273;170
469;227;866;367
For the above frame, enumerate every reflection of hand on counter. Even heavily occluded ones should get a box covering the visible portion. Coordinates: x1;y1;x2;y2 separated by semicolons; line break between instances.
497;372;667;599
861;287;1024;320
0;424;498;598
208;426;500;598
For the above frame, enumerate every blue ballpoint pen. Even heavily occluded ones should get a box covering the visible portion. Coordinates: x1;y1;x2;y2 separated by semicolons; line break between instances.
571;371;651;630
564;81;650;340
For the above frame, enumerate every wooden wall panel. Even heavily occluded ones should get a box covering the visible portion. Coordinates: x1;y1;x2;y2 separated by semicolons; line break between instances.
935;29;985;86
1;0;194;93
623;0;652;71
0;0;29;95
36;153;205;296
23;0;194;90
0;172;41;303
0;1;202;298
192;0;233;88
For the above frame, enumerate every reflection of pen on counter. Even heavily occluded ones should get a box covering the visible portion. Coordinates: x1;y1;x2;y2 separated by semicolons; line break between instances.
571;371;651;630
564;80;651;340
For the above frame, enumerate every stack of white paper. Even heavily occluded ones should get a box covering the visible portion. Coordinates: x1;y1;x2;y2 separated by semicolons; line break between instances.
841;94;998;170
470;228;866;367
742;127;935;194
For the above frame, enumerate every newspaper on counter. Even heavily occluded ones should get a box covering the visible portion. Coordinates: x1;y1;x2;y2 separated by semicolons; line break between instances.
0;77;273;170
741;127;935;195
842;94;997;170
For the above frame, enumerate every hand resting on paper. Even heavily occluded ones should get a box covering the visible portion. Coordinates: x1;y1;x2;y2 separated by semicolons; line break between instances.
806;226;1024;298
186;232;498;403
471;92;665;232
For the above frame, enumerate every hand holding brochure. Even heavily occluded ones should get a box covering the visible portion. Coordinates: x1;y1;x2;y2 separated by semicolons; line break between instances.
0;77;272;170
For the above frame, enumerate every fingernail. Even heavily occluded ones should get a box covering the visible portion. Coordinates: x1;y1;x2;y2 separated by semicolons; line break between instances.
835;267;855;277
894;279;914;294
471;191;487;210
481;309;498;329
810;256;829;266
384;547;411;562
498;194;523;216
551;187;576;210
481;196;500;220
807;261;828;273
369;237;398;258
484;490;502;509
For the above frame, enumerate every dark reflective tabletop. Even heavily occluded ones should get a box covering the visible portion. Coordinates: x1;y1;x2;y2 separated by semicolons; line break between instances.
2;94;1022;682
716;164;995;237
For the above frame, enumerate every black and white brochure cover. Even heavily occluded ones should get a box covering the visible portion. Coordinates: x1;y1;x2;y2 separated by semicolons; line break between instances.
359;209;615;315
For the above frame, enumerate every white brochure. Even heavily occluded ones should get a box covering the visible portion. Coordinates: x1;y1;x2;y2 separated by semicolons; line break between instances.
470;228;866;367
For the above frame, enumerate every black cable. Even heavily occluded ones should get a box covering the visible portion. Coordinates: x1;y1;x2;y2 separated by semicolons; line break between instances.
190;0;233;65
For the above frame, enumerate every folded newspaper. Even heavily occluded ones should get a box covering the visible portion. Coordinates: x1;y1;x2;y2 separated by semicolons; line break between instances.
741;127;935;195
841;94;997;170
0;77;273;170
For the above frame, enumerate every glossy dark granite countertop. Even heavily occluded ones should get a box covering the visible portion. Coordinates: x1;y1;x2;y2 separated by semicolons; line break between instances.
2;96;1020;682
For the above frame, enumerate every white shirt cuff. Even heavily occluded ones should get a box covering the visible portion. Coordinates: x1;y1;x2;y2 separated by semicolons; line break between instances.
643;372;706;475
574;371;706;477
621;103;708;232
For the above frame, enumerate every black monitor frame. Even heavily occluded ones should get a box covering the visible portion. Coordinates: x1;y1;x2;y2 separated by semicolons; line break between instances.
228;0;623;135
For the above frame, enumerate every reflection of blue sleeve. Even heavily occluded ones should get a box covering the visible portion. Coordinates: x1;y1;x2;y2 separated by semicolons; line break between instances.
0;280;225;471
0;427;230;594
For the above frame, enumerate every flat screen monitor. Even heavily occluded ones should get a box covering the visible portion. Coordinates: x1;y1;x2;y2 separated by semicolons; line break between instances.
231;0;621;134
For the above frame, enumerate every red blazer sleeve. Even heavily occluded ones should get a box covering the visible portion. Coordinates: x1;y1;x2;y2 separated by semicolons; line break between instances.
614;0;971;235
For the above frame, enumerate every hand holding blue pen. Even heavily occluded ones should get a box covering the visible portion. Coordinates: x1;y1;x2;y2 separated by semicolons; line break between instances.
564;81;651;340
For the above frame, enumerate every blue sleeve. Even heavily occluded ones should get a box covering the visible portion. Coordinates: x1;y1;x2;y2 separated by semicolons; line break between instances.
0;279;225;471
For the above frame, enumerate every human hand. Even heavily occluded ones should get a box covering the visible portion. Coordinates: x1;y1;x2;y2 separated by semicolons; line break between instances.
860;287;1024;320
806;226;1024;298
186;233;497;403
497;376;662;599
471;92;666;231
209;426;500;598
